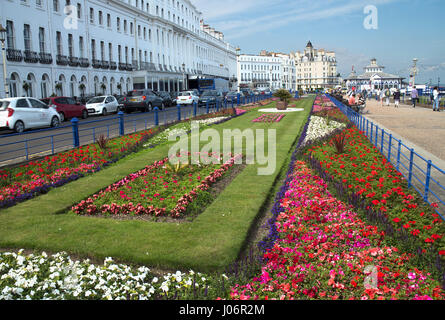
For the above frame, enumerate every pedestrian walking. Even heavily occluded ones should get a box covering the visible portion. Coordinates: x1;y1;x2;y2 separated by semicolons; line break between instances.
393;89;400;108
411;86;418;108
432;86;440;111
385;88;391;106
379;89;385;107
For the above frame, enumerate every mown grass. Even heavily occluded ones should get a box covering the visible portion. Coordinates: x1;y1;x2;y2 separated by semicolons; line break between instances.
0;98;313;273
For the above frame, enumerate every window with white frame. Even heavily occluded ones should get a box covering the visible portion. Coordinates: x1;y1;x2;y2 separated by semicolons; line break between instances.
38;27;45;53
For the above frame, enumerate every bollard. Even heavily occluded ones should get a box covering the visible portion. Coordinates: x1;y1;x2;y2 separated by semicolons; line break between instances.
118;111;124;136
216;100;220;112
193;101;197;117
177;104;181;121
71;117;80;147
206;101;210;114
154;107;159;126
237;93;240;106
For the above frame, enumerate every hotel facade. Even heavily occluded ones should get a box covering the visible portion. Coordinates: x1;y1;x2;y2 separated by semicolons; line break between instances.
237;50;296;91
294;41;340;91
0;0;238;99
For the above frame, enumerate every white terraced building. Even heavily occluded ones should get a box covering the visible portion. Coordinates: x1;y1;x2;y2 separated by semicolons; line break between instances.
0;0;237;99
237;50;295;91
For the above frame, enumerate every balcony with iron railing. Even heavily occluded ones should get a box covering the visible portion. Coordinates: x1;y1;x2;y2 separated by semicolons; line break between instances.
6;48;23;62
39;52;53;64
92;59;102;69
101;60;110;69
56;54;69;66
23;50;39;63
79;57;89;67
109;61;117;70
68;56;80;67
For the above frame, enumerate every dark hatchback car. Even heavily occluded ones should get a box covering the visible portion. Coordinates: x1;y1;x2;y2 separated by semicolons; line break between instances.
224;91;240;103
122;90;164;113
155;91;174;108
169;92;179;106
198;90;224;107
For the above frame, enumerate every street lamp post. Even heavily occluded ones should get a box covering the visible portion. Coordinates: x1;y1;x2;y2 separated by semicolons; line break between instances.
236;47;241;92
0;24;9;98
182;63;186;91
411;58;418;88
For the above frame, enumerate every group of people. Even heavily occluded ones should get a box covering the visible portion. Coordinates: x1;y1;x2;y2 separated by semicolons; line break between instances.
410;86;441;111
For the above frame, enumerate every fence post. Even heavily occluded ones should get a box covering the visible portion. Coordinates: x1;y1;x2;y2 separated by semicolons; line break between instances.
424;160;432;202
396;140;401;170
237;93;240;106
370;122;373;141
375;125;378;146
408;148;414;188
71;117;80;147
118;111;124;136
51;136;55;155
206;101;209;114
216;100;220;112
193;101;197;117
381;129;385;153
388;134;393;162
154;107;159;126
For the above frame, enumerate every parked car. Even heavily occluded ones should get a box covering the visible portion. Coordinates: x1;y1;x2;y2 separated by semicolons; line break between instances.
86;96;119;116
241;89;254;96
169;92;179;106
41;96;88;122
122;89;164;113
155;91;173;109
117;97;125;111
176;91;200;105
0;97;61;133
224;91;239;103
198;90;224;107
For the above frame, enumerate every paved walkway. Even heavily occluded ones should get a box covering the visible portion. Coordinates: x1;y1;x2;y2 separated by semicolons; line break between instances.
363;99;445;164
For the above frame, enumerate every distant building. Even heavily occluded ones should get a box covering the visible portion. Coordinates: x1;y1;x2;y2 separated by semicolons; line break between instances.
345;58;404;91
237;51;295;91
294;41;340;91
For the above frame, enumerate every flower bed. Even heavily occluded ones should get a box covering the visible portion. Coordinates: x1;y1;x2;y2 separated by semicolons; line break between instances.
72;152;242;218
307;127;444;257
252;114;286;123
0;129;160;210
302;116;346;145
229;161;445;300
0;250;212;300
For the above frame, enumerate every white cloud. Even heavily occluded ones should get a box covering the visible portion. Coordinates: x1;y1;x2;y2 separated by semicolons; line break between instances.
192;0;402;40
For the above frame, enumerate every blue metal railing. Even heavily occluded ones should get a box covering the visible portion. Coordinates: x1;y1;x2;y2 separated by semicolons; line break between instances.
327;94;445;220
0;94;273;166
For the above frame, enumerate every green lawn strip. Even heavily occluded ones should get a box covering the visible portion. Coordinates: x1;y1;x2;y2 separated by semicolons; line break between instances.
0;98;313;273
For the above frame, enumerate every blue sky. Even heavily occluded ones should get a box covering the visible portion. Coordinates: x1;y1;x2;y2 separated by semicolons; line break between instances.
191;0;445;85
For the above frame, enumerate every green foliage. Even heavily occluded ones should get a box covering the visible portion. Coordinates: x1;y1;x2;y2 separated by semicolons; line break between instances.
273;89;293;104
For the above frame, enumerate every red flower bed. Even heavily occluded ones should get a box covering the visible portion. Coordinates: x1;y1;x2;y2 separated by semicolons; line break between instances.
0;129;158;209
72;153;242;218
307;127;444;255
229;161;445;300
